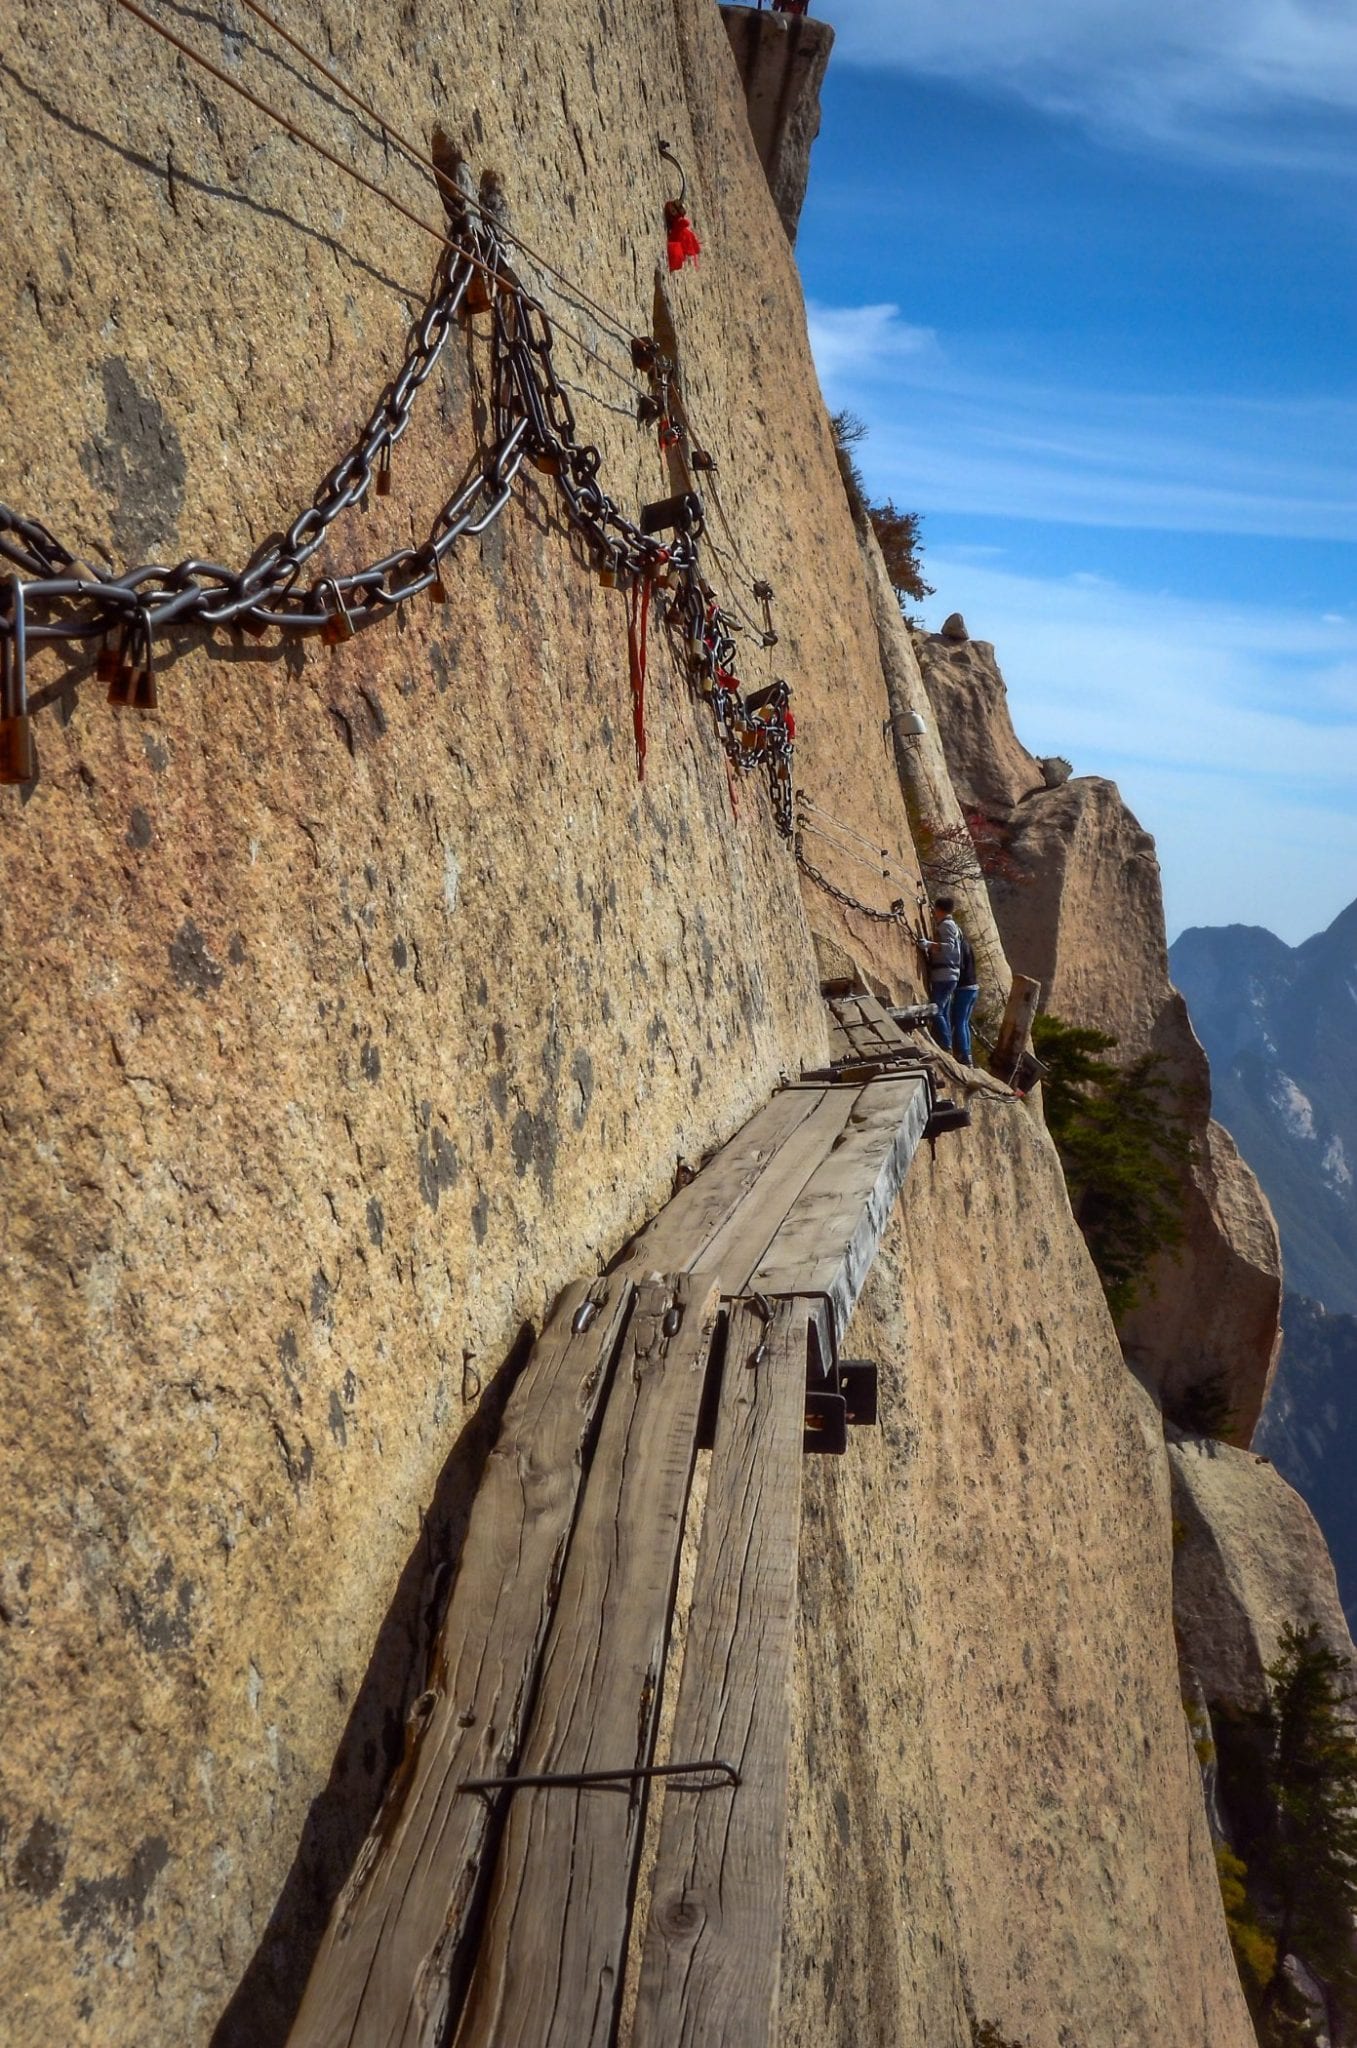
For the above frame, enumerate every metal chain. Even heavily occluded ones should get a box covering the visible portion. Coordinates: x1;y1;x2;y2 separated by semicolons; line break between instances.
0;207;796;832
794;839;912;924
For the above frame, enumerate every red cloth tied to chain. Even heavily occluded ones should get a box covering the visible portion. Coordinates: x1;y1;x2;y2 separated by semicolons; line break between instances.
664;201;701;272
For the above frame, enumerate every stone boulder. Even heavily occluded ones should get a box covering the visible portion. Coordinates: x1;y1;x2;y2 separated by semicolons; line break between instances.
914;628;1046;815
1170;1433;1354;1717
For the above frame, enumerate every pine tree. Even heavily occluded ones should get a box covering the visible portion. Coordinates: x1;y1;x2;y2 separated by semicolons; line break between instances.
1030;1014;1191;1323
1257;1623;1357;2031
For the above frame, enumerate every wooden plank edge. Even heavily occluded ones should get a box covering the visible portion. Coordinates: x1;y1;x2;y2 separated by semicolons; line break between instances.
287;1272;639;2048
630;1298;810;2048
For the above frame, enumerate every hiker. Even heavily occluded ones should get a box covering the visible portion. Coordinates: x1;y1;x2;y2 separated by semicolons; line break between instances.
921;896;962;1052
951;925;979;1065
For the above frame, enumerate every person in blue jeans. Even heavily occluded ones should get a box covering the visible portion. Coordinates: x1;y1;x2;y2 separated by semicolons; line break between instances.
923;896;962;1051
950;926;979;1065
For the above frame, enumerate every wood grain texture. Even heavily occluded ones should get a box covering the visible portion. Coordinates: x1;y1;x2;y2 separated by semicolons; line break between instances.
693;1087;857;1295
631;1297;809;2048
452;1275;722;2048
825;990;912;1062
618;1088;826;1276
287;1272;637;2048
750;1076;930;1342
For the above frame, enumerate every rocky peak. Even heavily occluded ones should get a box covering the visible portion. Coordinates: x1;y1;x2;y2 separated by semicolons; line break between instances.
917;624;1281;1443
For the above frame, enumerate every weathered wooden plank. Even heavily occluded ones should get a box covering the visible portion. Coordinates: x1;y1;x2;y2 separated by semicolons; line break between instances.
631;1296;809;2048
287;1272;638;2048
618;1087;827;1276
692;1085;859;1295
749;1075;930;1340
826;988;914;1062
452;1275;722;2048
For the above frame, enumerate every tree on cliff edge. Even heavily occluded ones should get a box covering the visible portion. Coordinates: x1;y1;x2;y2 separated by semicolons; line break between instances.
829;411;934;613
1031;1013;1191;1324
1254;1623;1357;2040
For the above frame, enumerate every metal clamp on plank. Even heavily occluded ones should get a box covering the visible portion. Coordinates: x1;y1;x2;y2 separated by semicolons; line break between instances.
459;1756;741;1797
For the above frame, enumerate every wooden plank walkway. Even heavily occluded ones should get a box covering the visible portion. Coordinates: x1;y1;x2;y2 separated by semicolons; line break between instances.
452;1276;720;2048
290;1039;939;2048
825;987;914;1065
750;1077;929;1338
288;1272;637;2048
624;1073;928;1354
631;1297;810;2048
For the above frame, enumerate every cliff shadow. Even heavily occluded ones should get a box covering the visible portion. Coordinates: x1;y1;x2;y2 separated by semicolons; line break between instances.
209;1318;536;2048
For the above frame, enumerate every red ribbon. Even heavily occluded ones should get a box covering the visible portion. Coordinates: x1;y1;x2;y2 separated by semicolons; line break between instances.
665;204;702;272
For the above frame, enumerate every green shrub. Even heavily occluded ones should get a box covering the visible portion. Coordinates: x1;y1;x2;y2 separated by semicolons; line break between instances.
1171;1370;1237;1441
1185;1696;1217;1767
1030;1013;1192;1324
1215;1843;1277;2003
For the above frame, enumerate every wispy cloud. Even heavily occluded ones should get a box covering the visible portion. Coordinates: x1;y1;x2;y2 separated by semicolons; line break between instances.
916;554;1357;940
827;0;1357;165
808;299;1357;543
803;303;937;384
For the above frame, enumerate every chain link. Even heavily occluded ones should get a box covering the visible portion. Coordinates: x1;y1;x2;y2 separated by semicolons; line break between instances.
794;838;913;924
0;207;796;830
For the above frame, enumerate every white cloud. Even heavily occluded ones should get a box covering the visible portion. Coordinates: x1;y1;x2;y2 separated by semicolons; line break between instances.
827;0;1357;161
804;303;937;385
914;552;1357;940
808;301;1357;543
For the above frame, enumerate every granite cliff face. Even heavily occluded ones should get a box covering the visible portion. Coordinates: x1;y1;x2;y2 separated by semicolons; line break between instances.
0;3;1319;2043
785;1093;1255;2048
915;624;1282;1443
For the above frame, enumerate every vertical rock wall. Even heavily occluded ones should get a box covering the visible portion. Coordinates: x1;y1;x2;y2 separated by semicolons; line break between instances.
719;6;835;242
0;4;1266;2044
0;2;926;2037
783;1092;1257;2048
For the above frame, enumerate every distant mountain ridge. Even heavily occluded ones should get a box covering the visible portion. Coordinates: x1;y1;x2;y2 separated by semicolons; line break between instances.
1171;902;1357;1629
1171;901;1357;1314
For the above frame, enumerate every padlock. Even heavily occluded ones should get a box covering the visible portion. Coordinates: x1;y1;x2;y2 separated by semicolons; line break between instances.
320;582;354;645
130;664;159;712
529;449;563;478
429;575;448;604
745;682;788;720
460;269;494;317
0;715;34;785
690;446;716;473
375;445;392;497
96;635;118;681
630;335;658;372
107;650;136;706
597;550;621;590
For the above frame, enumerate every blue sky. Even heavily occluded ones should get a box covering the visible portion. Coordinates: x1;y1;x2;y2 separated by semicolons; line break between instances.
794;0;1357;944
